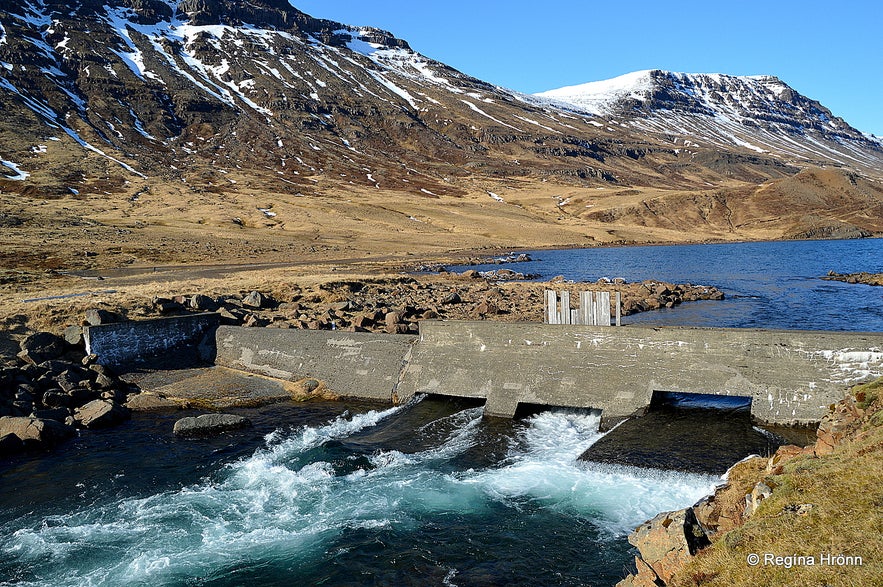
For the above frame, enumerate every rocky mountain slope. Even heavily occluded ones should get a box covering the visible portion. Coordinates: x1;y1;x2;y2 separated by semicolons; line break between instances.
1;0;882;278
536;70;883;175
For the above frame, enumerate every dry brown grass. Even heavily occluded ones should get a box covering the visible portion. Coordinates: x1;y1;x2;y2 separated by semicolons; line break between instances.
673;385;883;587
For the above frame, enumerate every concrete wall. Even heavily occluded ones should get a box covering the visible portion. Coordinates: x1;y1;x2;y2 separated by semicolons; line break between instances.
96;315;883;425
85;313;220;369
214;326;417;402
396;321;883;424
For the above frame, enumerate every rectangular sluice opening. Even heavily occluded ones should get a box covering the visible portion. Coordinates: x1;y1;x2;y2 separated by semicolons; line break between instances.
513;402;601;420
650;390;751;412
422;394;487;409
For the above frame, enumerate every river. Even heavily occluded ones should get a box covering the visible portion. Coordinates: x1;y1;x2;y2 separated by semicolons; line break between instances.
5;239;876;585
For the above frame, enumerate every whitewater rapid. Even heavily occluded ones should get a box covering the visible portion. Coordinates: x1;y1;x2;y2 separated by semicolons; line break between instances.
1;399;719;586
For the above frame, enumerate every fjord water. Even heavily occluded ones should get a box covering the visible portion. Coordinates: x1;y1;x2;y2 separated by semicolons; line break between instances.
463;239;883;331
0;397;720;586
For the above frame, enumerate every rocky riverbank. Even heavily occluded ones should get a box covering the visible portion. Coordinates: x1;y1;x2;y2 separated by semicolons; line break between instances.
617;377;883;586
57;272;724;335
0;272;724;456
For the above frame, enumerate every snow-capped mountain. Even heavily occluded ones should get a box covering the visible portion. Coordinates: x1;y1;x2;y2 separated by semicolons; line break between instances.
1;1;882;253
535;70;882;171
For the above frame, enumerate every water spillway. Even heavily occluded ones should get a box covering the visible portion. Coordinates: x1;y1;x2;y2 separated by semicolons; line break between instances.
84;316;883;426
0;398;723;586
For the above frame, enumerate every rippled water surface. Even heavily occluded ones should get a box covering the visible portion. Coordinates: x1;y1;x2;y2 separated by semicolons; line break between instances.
7;240;871;585
455;239;883;330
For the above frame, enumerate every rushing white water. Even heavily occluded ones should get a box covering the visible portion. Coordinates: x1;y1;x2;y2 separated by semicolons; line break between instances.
2;404;719;586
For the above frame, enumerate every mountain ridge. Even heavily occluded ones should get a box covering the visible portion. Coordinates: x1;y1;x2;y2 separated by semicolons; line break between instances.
534;69;882;171
1;1;882;278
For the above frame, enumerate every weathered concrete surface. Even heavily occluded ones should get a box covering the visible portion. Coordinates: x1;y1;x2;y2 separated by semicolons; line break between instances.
214;326;417;402
85;313;219;369
126;366;296;409
396;321;883;424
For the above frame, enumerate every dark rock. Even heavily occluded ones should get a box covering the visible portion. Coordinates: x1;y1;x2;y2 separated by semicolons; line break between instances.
173;413;251;436
0;433;24;455
351;314;374;329
384;311;405;328
68;387;97;407
64;325;84;346
56;370;86;393
85;308;123;326
74;399;130;429
94;373;117;390
190;294;217;311
442;292;462;305
302;379;320;393
32;408;71;423
38;360;79;375
10;401;32;417
218;307;242;325
242;314;268;327
88;363;116;378
242;290;269;308
15;388;34;405
43;390;73;408
473;301;499;317
18;332;66;365
158;301;185;314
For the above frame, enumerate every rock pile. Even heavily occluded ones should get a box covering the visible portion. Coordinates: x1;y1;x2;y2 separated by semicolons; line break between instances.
823;270;883;286
617;389;872;587
135;275;724;334
0;330;132;455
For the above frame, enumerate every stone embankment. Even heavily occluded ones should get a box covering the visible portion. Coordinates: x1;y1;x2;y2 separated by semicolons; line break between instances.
617;383;879;587
1;331;132;454
823;271;883;286
65;273;723;335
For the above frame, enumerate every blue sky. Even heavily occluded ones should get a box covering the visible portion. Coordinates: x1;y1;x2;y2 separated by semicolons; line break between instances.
293;1;883;137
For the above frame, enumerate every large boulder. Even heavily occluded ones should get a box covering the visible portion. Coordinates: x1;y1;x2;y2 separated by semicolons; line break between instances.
242;290;271;309
74;400;130;429
17;332;66;365
173;413;251;436
815;395;863;455
84;308;123;326
0;416;75;447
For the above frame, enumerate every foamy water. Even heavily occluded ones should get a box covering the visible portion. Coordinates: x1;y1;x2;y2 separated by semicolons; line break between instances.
1;402;719;586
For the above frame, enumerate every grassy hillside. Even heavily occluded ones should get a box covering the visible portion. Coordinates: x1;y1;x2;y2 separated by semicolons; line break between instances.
672;379;883;586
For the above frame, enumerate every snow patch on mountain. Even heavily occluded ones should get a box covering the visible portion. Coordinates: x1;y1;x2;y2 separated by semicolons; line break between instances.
535;70;658;115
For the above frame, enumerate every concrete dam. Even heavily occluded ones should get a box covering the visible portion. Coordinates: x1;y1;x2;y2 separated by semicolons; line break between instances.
86;315;883;425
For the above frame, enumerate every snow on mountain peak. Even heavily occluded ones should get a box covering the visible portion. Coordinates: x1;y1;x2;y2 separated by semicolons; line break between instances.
534;69;662;115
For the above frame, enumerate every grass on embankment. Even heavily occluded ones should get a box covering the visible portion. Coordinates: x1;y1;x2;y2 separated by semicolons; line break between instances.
673;378;883;586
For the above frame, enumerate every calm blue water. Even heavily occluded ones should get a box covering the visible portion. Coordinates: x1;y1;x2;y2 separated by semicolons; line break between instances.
457;239;883;331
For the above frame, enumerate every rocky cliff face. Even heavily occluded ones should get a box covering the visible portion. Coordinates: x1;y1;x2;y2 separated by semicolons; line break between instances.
3;2;881;194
